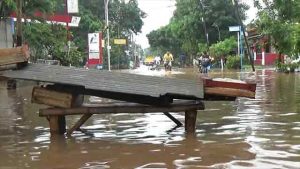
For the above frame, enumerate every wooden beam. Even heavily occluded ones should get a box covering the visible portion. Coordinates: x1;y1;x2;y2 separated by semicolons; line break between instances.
203;78;256;92
48;115;66;135
205;87;255;99
66;114;92;136
39;101;205;116
32;85;84;108
163;112;183;126
0;45;29;67
185;110;197;134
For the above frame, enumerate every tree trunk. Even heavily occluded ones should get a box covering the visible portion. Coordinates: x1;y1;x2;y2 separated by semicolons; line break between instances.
16;0;22;47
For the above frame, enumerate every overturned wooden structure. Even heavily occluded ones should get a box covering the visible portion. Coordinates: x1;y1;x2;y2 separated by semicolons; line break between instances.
1;64;205;136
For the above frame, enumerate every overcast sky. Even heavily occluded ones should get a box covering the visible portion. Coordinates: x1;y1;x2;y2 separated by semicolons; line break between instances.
135;0;257;49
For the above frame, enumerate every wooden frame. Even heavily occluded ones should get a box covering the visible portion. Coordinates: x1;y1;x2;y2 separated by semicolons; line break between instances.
40;101;204;136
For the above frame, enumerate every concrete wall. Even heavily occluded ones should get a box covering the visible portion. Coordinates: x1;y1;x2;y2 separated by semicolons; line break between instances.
0;19;13;48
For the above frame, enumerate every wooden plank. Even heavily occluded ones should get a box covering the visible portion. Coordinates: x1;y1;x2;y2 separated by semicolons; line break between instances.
32;86;84;108
203;78;256;92
39;101;204;116
185;110;197;134
0;45;29;66
205;87;255;99
163;112;183;126
66;114;93;136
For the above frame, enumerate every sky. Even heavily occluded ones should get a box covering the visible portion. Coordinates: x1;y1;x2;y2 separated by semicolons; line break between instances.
135;0;257;49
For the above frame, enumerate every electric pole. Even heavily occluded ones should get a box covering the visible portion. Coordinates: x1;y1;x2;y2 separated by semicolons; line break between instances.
232;0;255;71
104;0;111;71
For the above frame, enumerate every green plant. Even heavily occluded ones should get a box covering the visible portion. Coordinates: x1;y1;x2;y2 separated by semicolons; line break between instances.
226;55;240;69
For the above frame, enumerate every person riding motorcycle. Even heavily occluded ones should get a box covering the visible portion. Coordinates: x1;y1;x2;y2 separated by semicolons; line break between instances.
163;51;174;71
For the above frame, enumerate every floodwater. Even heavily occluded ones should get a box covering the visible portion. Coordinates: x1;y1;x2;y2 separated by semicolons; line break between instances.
0;66;300;169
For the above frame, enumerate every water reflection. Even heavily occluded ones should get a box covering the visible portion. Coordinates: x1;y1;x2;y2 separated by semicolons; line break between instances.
1;68;300;168
32;136;253;169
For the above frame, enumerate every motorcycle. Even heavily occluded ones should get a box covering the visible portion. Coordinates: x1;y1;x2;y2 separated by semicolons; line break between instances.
164;61;172;71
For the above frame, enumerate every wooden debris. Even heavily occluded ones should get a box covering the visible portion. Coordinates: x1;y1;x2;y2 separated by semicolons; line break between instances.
0;45;30;67
203;77;256;99
205;87;255;99
32;86;84;108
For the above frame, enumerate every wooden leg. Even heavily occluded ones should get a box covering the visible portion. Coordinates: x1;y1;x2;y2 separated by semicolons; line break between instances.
7;79;16;89
67;114;92;136
163;112;183;126
185;110;197;134
48;115;66;135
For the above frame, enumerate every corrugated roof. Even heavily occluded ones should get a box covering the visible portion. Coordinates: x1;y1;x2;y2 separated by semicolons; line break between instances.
1;64;203;100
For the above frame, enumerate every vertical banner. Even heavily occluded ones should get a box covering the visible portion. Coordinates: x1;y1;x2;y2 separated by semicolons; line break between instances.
67;0;79;13
88;32;103;68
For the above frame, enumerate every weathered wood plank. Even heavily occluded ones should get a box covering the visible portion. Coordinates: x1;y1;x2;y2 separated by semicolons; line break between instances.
203;77;256;92
205;87;255;98
0;45;29;66
32;86;84;108
39;101;204;116
185;110;197;134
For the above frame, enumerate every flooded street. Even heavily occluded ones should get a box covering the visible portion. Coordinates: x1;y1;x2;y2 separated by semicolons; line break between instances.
1;67;300;169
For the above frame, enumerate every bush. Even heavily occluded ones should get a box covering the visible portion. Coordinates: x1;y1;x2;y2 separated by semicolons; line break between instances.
226;55;241;69
275;59;299;73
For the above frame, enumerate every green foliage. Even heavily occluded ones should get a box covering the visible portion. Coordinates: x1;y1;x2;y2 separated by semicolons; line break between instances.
226;55;240;69
1;0;145;69
147;0;248;60
0;0;16;18
73;0;145;68
254;0;300;58
23;23;84;66
209;37;237;60
275;60;299;73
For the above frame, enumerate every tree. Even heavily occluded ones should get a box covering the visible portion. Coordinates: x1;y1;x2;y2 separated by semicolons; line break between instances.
254;0;300;60
73;0;145;68
1;0;145;68
209;37;237;60
147;0;248;61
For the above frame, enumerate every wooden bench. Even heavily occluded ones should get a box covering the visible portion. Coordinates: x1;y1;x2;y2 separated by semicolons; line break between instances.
39;101;204;136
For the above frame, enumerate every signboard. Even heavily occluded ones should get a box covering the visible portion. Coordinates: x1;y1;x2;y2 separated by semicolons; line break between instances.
114;39;127;45
88;32;103;66
229;26;241;32
69;16;81;27
67;0;79;13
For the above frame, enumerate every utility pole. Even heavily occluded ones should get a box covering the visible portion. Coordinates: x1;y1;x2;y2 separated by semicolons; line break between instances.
16;0;22;46
232;0;255;71
104;0;111;71
199;0;209;48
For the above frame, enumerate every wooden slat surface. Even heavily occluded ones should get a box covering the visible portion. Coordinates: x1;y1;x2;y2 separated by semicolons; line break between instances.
0;64;203;99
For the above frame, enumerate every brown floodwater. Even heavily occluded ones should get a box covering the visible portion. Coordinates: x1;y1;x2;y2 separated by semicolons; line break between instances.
0;67;300;169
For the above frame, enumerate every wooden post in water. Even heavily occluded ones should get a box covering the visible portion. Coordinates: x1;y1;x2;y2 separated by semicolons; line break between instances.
185;109;197;134
6;79;16;89
32;85;84;135
49;115;66;135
